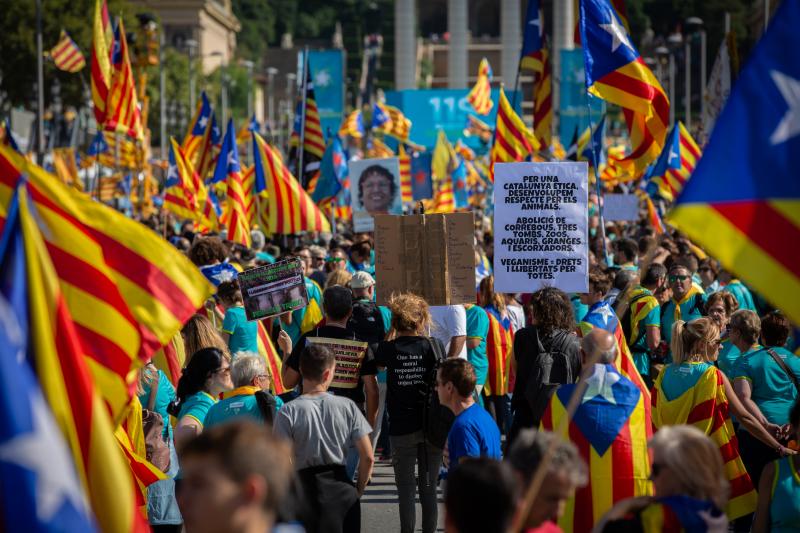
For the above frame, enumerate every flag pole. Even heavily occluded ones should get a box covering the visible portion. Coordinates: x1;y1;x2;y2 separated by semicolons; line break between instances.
35;0;46;164
585;96;611;267
297;46;310;184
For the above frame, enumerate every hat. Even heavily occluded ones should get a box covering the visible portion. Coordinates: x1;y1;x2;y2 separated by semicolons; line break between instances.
350;271;375;289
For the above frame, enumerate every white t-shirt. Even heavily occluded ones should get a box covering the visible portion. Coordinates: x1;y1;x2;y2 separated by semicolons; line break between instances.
428;305;467;359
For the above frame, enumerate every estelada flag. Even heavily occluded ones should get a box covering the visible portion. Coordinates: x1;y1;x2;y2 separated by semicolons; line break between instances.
579;300;652;424
467;58;493;115
484;311;513;396
579;0;669;174
541;364;651;531
652;364;757;519
645;122;701;203
667;0;800;325
490;88;539;181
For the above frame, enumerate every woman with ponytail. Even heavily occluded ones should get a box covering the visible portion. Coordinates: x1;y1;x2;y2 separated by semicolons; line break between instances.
171;347;233;450
652;317;794;523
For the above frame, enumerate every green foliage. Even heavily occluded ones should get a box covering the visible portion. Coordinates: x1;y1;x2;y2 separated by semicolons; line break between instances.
0;0;134;111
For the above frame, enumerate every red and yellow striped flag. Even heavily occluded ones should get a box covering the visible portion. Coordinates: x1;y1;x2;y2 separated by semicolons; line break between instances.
222;167;251;247
645;122;701;202
490;87;540;181
105;19;144;141
653;365;757;519
0;144;214;420
467;58;493;115
375;104;412;141
253;132;331;234
11;185;150;532
50;30;86;73
90;0;113;125
241;165;258;226
256;321;286;395
532;49;553;150
164;138;200;221
116;398;167;501
398;144;413;203
290;68;325;159
484;311;513;396
52;147;83;190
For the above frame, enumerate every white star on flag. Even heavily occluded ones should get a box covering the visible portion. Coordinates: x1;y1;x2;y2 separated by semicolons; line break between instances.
600;14;632;53
668;148;680;165
769;70;800;145
596;304;615;325
582;365;621;404
167;164;179;182
198;116;208;129
226;149;238;170
0;394;88;521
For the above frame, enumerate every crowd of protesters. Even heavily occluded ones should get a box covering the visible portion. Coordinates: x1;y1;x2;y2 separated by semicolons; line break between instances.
134;210;800;533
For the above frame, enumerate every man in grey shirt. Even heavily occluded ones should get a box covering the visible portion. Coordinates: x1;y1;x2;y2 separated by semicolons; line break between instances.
274;344;374;533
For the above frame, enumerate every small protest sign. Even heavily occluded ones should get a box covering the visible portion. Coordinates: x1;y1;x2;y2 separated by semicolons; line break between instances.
603;194;640;221
306;337;369;389
239;259;309;321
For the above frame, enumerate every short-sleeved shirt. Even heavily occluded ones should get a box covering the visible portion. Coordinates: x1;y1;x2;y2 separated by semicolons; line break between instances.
204;386;284;428
659;362;714;401
375;336;439;436
662;292;707;346
283;277;323;345
222;306;258;355
465;305;490;386
627;288;660;376
286;325;377;405
177;391;217;428
273;393;372;469
137;369;176;438
447;403;501;471
716;339;741;378
429;305;467;359
733;346;800;425
724;280;757;312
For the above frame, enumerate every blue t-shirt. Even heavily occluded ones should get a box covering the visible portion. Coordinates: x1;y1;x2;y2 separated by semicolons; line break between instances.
724;281;756;312
465;305;490;386
447;403;501;471
204;386;284;428
662;292;707;346
222;306;258;355
137;369;176;439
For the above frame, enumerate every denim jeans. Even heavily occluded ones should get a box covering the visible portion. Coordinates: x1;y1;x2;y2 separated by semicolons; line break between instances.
389;431;443;533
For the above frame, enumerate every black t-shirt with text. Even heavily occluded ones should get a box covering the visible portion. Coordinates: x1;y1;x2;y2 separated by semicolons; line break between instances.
375;336;438;436
287;325;377;405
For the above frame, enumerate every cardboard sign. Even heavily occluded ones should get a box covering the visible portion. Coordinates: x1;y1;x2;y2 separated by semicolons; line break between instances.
349;157;403;232
603;194;640;221
493;162;589;294
374;212;475;306
239;259;309;321
306;337;369;389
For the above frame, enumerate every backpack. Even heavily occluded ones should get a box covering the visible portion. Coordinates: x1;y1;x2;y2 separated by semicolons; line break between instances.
618;292;652;350
347;300;386;347
422;337;455;449
523;329;575;426
254;390;278;426
142;371;171;472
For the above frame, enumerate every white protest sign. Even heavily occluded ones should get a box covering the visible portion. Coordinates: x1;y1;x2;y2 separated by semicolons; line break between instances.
603;193;639;221
493;162;589;294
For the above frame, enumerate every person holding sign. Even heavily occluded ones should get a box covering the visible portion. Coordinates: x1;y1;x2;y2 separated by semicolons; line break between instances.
358;164;397;214
217;280;259;357
282;286;379;479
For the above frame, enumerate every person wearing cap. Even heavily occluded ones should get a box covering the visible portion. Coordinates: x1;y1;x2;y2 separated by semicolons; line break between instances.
348;271;392;452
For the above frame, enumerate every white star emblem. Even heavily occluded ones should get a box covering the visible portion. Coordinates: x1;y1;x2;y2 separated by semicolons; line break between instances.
595;305;614;324
668;148;680;165
582;365;621;404
600;15;632;53
315;69;331;88
167;163;179;181
227;149;238;170
769;70;800;145
0;394;88;521
198;116;208;129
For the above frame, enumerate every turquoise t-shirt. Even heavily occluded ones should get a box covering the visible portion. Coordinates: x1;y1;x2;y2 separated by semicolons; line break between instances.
177;391;217;428
660;362;714;401
716;338;742;378
137;369;176;439
378;305;392;384
465;305;490;386
662;292;707;346
570;294;588;324
222;306;258;356
769;457;800;532
628;289;661;377
204;386;284;428
733;346;800;425
283;277;323;345
724;281;757;312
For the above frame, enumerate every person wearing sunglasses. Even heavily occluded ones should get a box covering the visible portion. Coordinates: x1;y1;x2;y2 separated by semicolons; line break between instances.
593;425;730;533
652;317;794;523
660;264;707;355
171;347;234;450
697;258;722;295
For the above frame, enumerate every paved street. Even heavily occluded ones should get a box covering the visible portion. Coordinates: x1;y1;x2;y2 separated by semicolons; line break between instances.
361;459;444;532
